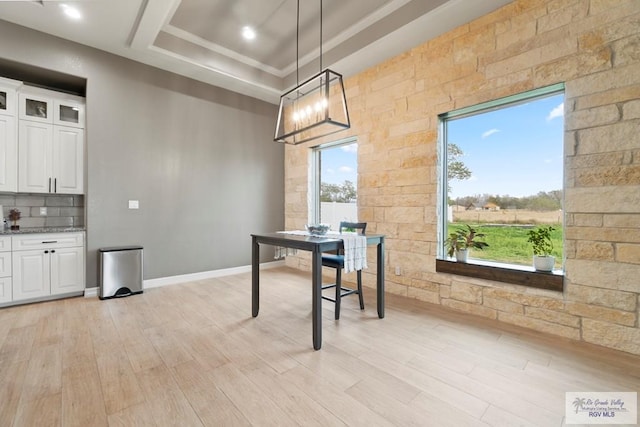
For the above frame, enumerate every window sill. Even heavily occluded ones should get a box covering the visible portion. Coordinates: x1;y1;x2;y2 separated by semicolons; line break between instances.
435;258;563;292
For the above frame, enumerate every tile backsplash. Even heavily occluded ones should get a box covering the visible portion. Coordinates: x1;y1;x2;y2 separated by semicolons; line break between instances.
0;193;84;228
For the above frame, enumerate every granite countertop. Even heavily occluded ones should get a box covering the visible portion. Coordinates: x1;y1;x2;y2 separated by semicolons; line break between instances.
0;227;86;235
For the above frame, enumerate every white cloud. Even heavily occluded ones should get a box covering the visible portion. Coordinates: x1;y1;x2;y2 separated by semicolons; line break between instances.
547;102;564;121
341;144;358;153
339;166;353;173
481;128;500;139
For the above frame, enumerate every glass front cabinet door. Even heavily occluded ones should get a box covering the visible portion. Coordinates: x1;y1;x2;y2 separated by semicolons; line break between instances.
0;77;21;117
19;93;53;124
54;99;85;128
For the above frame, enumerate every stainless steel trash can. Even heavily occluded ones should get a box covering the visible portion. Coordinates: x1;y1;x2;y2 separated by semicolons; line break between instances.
99;246;143;299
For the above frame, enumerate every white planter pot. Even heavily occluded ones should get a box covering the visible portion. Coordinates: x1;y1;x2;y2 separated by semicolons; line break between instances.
455;249;469;263
533;255;555;272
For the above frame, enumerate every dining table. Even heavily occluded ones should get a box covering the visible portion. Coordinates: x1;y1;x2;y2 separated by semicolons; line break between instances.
251;231;385;350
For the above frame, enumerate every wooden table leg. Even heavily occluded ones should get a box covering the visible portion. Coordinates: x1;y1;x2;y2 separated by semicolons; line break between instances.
252;236;259;317
312;248;322;350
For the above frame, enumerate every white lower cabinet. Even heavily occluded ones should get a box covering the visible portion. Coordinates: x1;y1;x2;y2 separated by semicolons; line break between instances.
0;236;11;303
11;232;85;302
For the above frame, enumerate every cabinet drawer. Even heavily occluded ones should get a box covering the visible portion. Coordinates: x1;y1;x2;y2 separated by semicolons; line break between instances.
0;236;10;251
12;232;84;251
0;276;11;303
0;252;10;277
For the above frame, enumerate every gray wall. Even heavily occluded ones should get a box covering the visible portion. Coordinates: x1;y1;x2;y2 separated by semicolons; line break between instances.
0;21;284;286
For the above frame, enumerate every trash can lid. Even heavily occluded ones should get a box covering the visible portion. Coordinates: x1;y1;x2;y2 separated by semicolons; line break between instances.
99;245;143;252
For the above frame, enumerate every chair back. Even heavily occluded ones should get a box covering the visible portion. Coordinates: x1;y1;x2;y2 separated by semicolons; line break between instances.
339;221;366;235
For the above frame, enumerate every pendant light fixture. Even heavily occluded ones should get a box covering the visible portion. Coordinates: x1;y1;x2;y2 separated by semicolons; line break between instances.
274;0;350;145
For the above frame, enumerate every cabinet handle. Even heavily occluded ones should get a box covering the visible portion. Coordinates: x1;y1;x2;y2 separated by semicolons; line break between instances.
48;177;52;193
54;178;57;193
51;250;56;253
41;241;58;244
44;250;49;254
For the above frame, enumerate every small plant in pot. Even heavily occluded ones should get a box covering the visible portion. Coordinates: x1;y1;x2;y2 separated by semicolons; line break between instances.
445;224;489;263
527;226;555;271
8;208;21;231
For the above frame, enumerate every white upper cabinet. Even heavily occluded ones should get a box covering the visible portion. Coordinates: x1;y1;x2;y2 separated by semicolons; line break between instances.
19;91;53;124
18;120;53;194
0;114;17;192
54;99;85;128
0;77;21;117
52;126;84;194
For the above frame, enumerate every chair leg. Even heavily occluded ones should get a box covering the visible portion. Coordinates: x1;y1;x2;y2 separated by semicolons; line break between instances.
357;270;364;310
335;268;342;320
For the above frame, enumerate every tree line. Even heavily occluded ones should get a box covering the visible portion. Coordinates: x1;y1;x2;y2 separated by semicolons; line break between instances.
452;190;563;211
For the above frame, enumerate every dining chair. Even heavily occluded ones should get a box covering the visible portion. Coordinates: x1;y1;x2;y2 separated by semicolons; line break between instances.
321;221;367;320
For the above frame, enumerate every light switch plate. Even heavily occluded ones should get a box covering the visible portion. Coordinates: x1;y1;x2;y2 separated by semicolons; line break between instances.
128;200;139;209
39;207;47;216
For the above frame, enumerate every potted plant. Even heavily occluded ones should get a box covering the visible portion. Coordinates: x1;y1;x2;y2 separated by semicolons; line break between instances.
527;226;555;271
445;224;489;262
8;208;21;231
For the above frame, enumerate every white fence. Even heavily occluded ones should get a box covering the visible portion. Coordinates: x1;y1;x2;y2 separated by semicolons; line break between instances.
320;202;358;231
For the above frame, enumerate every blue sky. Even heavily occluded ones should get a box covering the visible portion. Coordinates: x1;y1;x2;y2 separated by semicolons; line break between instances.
321;143;358;185
448;93;564;199
320;93;564;198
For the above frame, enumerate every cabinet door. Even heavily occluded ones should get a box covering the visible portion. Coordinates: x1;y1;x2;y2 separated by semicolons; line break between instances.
0;115;17;192
0;277;11;303
52;126;83;194
12;249;50;301
0;78;20;116
0;252;11;277
50;247;84;295
19;93;52;123
18;120;53;193
54;100;84;128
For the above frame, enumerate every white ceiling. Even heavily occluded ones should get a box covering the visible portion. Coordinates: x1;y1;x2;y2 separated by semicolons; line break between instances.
0;0;513;104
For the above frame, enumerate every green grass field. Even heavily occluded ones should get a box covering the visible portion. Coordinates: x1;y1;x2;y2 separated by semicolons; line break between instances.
448;223;563;267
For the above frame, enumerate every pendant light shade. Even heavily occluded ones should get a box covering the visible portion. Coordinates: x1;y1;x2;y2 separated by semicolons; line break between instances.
274;0;350;145
274;68;350;144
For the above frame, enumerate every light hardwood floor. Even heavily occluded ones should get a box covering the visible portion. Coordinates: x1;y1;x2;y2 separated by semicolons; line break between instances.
0;267;638;426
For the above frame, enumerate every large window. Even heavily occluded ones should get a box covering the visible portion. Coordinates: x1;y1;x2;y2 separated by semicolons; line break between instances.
438;84;565;277
310;137;358;230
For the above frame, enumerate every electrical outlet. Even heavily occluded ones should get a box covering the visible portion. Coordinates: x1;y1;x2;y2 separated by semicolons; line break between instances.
128;200;139;209
395;266;401;276
39;207;47;216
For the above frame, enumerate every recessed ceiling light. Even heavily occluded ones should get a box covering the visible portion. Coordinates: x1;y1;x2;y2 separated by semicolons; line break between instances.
60;4;82;20
242;26;256;41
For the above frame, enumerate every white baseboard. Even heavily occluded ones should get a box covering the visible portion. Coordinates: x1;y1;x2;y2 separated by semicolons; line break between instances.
84;260;284;297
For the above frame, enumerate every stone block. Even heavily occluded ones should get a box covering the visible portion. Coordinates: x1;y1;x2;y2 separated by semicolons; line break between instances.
566;259;640;293
565;301;636;326
565;186;640;214
450;281;484;304
497;312;580;340
440;285;451;299
384;206;425;224
575;85;640;110
442;299;497;320
483;287;564;310
571;152;626;169
617;243;640;265
574;164;640;187
612;34;640;67
537;1;588;34
582;318;640;354
483;296;524;314
565;104;619;131
572;213;603;227
623;99;640;120
575;241;614;261
453;28;496;64
603;214;640;228
407;287;440;304
524;306;581;327
566;63;640;98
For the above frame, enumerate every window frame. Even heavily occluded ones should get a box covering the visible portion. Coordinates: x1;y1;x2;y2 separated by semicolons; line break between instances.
310;136;358;225
436;83;565;291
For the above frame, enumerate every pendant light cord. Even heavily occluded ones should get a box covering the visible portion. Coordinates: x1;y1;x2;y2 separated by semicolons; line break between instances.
296;0;300;87
319;0;323;72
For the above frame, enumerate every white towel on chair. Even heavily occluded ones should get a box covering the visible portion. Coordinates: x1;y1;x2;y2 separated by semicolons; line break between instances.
342;233;368;273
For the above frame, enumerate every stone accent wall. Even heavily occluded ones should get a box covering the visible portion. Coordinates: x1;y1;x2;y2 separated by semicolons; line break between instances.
0;194;85;228
284;0;640;355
